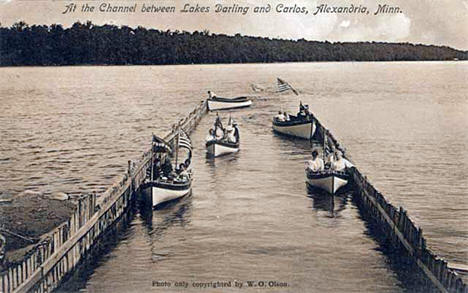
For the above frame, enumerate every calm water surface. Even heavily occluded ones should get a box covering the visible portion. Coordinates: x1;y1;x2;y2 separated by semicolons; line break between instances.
0;62;466;292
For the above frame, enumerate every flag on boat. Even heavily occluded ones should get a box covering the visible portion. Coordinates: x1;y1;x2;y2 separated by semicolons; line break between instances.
152;134;172;153
277;78;299;95
323;134;332;156
178;130;192;152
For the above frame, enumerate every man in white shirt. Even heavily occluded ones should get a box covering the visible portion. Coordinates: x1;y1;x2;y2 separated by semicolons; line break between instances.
226;128;236;143
306;150;324;172
206;129;216;142
208;90;217;99
275;111;286;121
331;152;353;171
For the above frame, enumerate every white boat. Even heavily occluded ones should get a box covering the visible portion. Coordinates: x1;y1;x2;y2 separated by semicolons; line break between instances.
206;140;239;157
207;96;252;111
305;170;349;194
149;177;192;207
272;116;316;140
146;129;193;208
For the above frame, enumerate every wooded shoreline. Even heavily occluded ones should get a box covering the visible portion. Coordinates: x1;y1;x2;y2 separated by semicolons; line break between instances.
1;21;467;67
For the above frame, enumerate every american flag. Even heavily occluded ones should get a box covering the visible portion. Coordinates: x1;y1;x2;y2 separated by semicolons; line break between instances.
178;130;192;152
277;78;299;95
152;134;172;153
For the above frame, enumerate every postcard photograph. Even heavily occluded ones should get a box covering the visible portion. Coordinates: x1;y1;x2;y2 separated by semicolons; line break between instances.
0;0;467;292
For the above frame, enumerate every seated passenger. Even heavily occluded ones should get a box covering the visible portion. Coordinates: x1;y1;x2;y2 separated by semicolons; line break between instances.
206;129;216;142
331;152;352;171
298;108;307;119
325;147;336;165
161;156;173;177
306;150;324;172
275;111;286;121
233;123;240;142
299;101;305;111
184;158;191;169
226;127;237;143
215;126;224;139
208;90;217;99
304;105;312;120
178;163;189;180
284;112;290;121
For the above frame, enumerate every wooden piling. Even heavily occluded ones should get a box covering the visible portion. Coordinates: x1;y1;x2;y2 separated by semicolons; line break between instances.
2;100;207;293
312;113;466;293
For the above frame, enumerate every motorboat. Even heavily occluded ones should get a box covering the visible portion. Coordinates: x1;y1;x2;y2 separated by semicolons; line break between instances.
272;115;316;139
206;115;240;157
145;129;192;208
206;139;239;157
305;169;349;194
304;135;353;194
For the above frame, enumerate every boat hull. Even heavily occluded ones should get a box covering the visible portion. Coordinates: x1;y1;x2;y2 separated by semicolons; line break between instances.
306;171;348;194
206;140;239;157
272;120;316;139
150;184;192;208
207;99;252;111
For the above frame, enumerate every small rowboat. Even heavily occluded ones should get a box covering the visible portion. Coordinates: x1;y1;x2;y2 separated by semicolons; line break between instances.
306;169;349;194
149;177;192;208
272;116;316;140
207;96;252;111
206;140;239;157
146;128;193;208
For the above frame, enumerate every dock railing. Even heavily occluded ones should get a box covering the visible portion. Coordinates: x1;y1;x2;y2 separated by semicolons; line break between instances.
1;100;207;293
313;114;467;293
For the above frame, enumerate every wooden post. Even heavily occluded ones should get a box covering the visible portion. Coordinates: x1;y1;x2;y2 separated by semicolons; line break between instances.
2;273;6;293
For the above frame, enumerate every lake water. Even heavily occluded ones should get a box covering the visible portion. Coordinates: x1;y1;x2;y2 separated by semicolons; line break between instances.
0;62;466;292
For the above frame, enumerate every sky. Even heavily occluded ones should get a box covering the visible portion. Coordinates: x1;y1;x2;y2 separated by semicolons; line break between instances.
0;0;467;50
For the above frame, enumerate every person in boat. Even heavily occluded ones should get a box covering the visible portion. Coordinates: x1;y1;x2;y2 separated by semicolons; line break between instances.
306;149;324;172
215;126;224;139
275;111;286;122
331;151;353;171
297;107;307;119
214;113;225;139
177;163;189;181
325;146;336;167
233;121;240;142
284;112;290;121
226;124;237;143
303;105;313;120
184;158;191;169
208;90;217;99
161;156;173;178
152;158;162;180
206;128;216;142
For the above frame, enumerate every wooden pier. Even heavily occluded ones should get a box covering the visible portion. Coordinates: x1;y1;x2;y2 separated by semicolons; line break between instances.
313;114;468;293
1;99;466;293
0;100;207;293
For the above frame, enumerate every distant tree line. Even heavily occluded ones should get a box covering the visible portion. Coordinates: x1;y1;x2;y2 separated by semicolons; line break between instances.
1;21;467;66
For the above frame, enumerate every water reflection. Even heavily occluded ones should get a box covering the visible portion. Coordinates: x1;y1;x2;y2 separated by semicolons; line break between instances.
204;153;240;166
138;194;193;238
307;189;352;218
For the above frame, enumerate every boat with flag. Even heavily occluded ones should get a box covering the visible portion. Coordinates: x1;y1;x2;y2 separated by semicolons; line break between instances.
272;102;316;140
206;91;252;111
206;115;240;157
145;128;193;208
